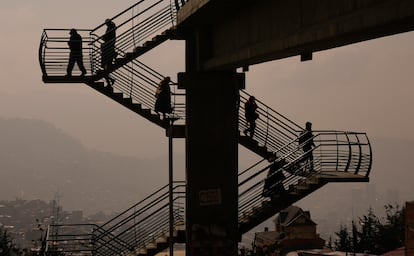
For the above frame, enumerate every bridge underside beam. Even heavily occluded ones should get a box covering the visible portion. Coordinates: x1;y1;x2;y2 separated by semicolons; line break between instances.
178;0;414;70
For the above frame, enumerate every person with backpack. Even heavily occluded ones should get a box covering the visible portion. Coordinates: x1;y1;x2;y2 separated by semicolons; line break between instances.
155;77;172;119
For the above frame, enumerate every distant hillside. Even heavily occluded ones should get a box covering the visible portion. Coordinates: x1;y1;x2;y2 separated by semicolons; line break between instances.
0;118;174;214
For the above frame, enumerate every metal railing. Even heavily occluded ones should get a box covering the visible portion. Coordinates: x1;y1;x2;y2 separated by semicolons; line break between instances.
44;129;372;254
239;90;304;159
93;181;186;256
43;182;186;256
38;29;185;124
43;223;103;255
39;29;93;77
39;0;177;78
110;58;186;124
89;0;177;75
237;130;372;222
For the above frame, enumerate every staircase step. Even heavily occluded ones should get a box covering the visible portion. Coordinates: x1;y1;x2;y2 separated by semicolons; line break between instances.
296;184;310;190
133;46;144;53
156;240;168;250
112;92;124;99
175;229;186;243
143;40;157;48
121;97;133;105
146;246;158;256
131;103;142;110
42;75;93;84
135;248;147;256
152;34;166;42
141;109;151;115
125;52;136;59
161;27;176;36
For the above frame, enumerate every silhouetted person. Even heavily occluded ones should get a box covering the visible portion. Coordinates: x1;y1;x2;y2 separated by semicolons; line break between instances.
262;161;286;200
299;121;316;172
155;77;172;119
101;19;116;86
66;28;86;77
244;96;259;138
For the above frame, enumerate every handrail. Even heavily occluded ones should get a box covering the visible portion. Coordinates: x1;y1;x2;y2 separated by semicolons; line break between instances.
93;181;186;256
89;0;176;76
45;128;372;255
91;0;147;32
40;2;374;253
39;29;93;77
44;182;186;256
39;0;177;78
109;58;186;124
239;90;305;158
38;29;186;124
238;130;372;222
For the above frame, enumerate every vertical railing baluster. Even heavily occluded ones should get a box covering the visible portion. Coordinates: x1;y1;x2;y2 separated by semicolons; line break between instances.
264;106;269;147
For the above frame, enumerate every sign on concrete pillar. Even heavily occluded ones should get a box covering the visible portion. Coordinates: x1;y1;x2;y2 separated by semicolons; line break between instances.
179;71;244;256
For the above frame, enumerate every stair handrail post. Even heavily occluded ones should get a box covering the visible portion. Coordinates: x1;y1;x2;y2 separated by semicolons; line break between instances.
38;30;48;76
264;106;270;147
90;0;147;33
169;0;177;26
168;117;174;256
336;132;340;171
92;225;96;256
345;132;352;173
42;225;50;256
89;33;100;76
354;133;363;174
366;134;373;177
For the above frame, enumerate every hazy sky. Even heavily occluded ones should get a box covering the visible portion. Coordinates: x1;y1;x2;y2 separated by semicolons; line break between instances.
1;0;414;160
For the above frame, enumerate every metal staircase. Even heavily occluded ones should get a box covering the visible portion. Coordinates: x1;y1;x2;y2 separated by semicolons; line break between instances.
39;0;373;255
43;130;371;256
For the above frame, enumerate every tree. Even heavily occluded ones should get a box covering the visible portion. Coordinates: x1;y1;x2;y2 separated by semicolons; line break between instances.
334;204;405;255
357;207;380;253
375;204;405;254
334;225;351;252
0;226;20;256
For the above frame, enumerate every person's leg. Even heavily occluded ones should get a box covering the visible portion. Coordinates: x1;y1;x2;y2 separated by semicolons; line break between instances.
244;121;249;136
66;54;75;76
250;121;256;138
103;74;114;87
308;153;314;172
77;57;87;76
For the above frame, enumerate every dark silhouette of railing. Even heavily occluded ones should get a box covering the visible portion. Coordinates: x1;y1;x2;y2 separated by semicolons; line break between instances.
44;130;371;255
109;58;186;124
44;182;186;256
93;181;186;256
238;130;372;229
40;0;373;255
39;0;177;79
239;90;304;159
39;29;93;77
89;0;176;57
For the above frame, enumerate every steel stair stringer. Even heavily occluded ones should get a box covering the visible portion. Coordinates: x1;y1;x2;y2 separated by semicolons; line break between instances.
84;80;177;131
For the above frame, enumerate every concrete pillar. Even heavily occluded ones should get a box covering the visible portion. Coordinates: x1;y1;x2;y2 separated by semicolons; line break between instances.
179;71;244;256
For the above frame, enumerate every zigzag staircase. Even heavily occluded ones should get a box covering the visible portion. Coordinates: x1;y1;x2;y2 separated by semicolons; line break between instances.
43;129;372;256
39;0;373;255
